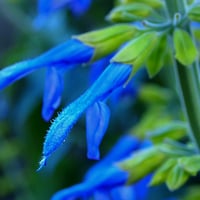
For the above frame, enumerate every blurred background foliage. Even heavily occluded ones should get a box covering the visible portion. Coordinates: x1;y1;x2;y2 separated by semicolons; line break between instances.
0;0;198;200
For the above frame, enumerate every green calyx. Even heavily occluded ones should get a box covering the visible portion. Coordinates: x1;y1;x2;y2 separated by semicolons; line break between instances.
74;24;139;61
112;31;160;74
107;3;154;23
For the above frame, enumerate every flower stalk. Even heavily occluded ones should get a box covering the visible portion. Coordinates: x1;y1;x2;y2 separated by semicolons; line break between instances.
165;0;200;152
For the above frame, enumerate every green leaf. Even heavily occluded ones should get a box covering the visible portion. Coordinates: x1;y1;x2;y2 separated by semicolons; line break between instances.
178;155;200;175
188;4;200;22
75;24;138;60
173;28;198;66
106;3;153;22
147;121;187;143
166;164;190;191
146;35;168;77
112;31;159;74
119;146;165;183
150;159;176;186
120;0;163;8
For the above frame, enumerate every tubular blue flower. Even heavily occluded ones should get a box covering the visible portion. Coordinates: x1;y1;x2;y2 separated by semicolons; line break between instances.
38;62;132;170
51;135;151;200
0;39;94;90
85;55;144;160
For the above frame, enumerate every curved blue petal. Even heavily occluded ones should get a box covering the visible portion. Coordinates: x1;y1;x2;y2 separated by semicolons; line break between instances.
42;67;64;121
86;101;110;160
39;63;132;169
0;39;94;90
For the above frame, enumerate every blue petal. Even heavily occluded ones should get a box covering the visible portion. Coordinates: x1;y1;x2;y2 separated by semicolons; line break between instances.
0;39;94;89
0;59;40;90
42;67;64;121
39;63;132;169
86;101;110;160
36;39;94;66
51;166;128;200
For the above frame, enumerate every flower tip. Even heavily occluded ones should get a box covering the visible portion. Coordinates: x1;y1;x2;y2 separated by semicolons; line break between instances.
37;156;47;171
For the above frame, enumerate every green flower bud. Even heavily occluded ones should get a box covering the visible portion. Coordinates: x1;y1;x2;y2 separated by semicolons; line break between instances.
107;3;153;23
74;24;139;60
119;0;163;8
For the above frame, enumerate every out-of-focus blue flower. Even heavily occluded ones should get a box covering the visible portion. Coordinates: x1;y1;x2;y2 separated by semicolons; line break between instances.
38;62;132;170
0;39;94;121
38;0;91;16
34;0;92;28
51;135;151;200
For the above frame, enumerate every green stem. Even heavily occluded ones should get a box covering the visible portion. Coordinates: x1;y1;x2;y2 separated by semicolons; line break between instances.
174;62;200;153
165;0;200;152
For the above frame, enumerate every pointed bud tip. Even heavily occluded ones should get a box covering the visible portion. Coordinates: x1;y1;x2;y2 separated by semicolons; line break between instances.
37;156;47;172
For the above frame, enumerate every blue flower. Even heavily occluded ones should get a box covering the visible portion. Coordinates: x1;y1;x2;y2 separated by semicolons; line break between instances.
38;62;132;170
0;39;94;121
51;135;151;200
38;0;91;16
84;58;145;160
0;39;94;90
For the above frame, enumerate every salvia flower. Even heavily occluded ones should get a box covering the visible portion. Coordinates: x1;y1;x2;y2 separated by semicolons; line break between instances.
85;55;143;160
51;135;151;200
0;39;94;121
38;62;132;170
0;39;93;90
